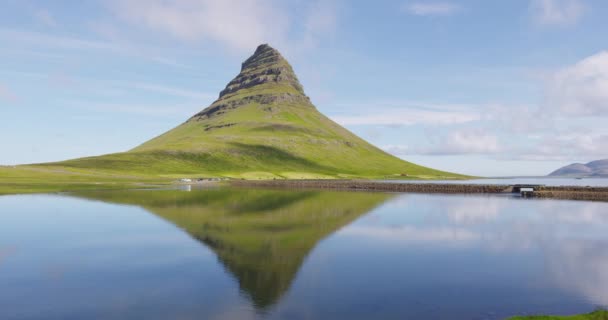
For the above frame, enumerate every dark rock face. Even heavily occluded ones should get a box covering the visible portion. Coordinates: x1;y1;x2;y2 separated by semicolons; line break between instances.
549;159;608;177
191;93;310;120
189;44;312;122
219;44;305;98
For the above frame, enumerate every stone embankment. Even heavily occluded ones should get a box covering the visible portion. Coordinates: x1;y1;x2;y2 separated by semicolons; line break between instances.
534;186;608;202
229;180;608;202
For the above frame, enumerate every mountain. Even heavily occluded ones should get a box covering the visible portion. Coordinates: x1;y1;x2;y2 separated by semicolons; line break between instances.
549;159;608;177
70;188;393;309
43;44;462;179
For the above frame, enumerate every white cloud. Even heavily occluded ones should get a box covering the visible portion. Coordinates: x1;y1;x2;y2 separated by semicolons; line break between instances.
484;103;552;134
109;0;289;52
403;2;461;16
341;226;479;244
107;0;338;53
509;133;608;161
546;241;608;305
434;197;504;225
530;0;585;26
415;128;501;155
382;128;502;157
543;51;608;117
332;108;479;126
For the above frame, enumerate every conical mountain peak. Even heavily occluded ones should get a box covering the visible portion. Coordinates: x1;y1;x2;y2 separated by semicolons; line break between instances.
122;44;460;180
189;44;311;121
217;43;305;99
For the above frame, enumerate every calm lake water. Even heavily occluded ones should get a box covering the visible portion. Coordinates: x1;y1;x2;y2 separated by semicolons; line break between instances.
380;177;608;187
1;188;608;319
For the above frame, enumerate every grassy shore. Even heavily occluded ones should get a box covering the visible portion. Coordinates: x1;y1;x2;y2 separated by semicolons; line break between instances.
508;310;608;319
0;159;466;196
0;165;171;195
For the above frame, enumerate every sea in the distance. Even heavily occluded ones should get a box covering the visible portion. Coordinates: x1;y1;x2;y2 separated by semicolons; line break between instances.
1;187;607;320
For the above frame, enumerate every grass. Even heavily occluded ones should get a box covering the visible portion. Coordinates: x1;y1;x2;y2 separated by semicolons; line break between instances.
0;166;170;196
508;310;608;319
34;96;466;181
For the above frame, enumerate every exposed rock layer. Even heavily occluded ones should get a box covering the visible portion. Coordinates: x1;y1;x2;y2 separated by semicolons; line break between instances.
189;44;311;122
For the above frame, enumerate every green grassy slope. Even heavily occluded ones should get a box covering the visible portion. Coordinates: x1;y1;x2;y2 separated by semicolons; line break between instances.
33;44;464;180
0;165;167;195
71;188;393;309
508;310;608;320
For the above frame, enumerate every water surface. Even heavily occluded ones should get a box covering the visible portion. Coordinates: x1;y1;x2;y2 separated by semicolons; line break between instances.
380;177;608;187
1;188;607;319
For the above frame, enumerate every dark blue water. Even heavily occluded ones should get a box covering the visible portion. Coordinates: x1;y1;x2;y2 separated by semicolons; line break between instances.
1;189;607;319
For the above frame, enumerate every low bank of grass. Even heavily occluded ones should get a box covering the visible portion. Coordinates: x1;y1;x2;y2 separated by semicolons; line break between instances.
0;166;170;196
508;310;608;320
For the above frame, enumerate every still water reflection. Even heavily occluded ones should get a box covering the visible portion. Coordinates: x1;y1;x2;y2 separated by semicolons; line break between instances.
1;188;607;319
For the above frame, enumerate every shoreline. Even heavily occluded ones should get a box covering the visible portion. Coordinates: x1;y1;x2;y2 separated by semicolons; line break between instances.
230;180;608;202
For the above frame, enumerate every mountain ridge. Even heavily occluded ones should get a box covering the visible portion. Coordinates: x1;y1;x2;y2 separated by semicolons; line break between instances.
549;159;608;177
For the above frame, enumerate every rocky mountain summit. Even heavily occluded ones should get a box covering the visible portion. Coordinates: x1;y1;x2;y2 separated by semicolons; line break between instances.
549;159;608;177
220;44;305;98
191;44;310;121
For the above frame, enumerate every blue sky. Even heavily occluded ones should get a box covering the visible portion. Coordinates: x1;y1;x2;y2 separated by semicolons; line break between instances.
1;0;607;176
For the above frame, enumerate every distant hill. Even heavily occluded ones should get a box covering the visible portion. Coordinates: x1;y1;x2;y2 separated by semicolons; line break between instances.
549;159;608;177
42;44;463;180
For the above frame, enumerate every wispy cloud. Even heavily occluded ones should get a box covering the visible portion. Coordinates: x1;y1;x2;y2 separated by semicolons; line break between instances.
530;0;586;26
108;0;288;52
75;102;200;117
403;2;462;16
0;28;197;69
106;0;338;53
341;226;479;244
0;27;118;52
332;108;479;126
422;128;501;155
392;128;501;156
507;133;608;161
122;82;216;100
543;51;608;117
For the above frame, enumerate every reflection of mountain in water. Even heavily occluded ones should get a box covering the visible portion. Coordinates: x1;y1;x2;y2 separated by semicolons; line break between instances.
72;188;392;309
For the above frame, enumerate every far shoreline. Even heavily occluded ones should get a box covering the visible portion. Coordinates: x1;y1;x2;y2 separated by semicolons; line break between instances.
229;179;608;202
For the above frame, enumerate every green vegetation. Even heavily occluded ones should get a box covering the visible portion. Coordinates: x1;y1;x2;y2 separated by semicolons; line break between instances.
1;44;465;195
0;166;168;195
508;310;608;320
71;188;393;309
